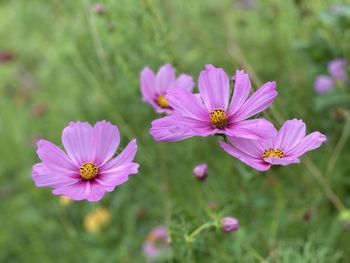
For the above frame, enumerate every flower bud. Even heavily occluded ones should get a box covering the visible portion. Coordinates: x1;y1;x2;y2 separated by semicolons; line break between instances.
193;163;208;181
221;217;239;233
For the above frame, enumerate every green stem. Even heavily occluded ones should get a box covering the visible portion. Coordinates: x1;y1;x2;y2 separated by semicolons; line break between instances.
325;118;350;179
185;222;216;243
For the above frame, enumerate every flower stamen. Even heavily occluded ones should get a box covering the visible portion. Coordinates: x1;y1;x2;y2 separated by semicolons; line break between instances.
210;109;227;129
262;148;285;159
80;162;98;180
156;94;171;109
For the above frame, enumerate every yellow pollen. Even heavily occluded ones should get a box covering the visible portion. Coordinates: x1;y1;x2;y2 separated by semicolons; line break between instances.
262;148;285;159
156;94;170;109
210;109;227;129
80;162;98;180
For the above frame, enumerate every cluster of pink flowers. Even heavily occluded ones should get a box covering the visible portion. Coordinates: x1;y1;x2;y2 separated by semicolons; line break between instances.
32;63;327;201
30;62;327;256
142;64;326;171
314;59;348;94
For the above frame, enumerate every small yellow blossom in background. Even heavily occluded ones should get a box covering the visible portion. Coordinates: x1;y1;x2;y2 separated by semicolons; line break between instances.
84;207;111;233
59;196;72;206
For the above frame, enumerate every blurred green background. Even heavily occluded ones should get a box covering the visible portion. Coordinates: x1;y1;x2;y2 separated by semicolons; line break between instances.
1;0;350;262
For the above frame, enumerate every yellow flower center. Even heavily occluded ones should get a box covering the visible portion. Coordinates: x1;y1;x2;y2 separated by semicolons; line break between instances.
210;109;227;129
80;162;98;180
156;94;171;109
262;148;285;159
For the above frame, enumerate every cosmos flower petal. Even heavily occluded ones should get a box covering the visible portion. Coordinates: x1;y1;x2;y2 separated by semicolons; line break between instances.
273;119;306;150
156;64;176;94
100;139;138;171
62;121;94;166
53;181;105;202
264;157;300;165
226;119;276;139
150;115;214;142
198;64;230;111
226;136;264;158
36;139;77;170
287;131;327;157
140;67;156;102
220;141;271;171
165;88;209;121
233;81;277;121
227;70;252;116
97;163;138;189
92;121;120;166
172;74;194;91
32;163;80;188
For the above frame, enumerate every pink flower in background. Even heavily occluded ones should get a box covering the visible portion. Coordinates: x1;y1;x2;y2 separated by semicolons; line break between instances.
314;58;347;94
143;226;170;259
150;65;277;142
193;163;208;180
328;59;348;84
314;75;334;94
220;119;326;171
92;3;105;14
140;64;194;114
32;121;139;201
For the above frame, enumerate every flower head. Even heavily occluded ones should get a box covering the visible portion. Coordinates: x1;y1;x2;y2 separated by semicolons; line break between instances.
328;59;348;84
140;64;194;114
84;207;111;233
314;75;334;94
221;217;239;233
220;119;326;171
143;226;170;259
32;121;139;202
150;65;277;141
193;163;208;180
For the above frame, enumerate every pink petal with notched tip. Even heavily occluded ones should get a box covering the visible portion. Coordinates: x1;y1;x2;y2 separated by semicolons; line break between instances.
233;81;277;122
198;64;230;112
287;131;327;157
227;70;252;116
92;121;120;166
225;118;276;140
165;88;209;121
219;140;271;171
140;67;157;102
62;122;94;166
273;119;305;151
156;64;176;94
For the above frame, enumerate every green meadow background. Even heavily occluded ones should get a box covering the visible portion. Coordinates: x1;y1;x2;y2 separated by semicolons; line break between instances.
1;0;349;262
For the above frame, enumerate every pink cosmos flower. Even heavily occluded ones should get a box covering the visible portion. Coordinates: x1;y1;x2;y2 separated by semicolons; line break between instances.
328;59;348;84
32;121;139;202
314;59;348;94
150;64;277;141
140;64;194;114
314;75;334;94
220;119;326;171
142;226;170;259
